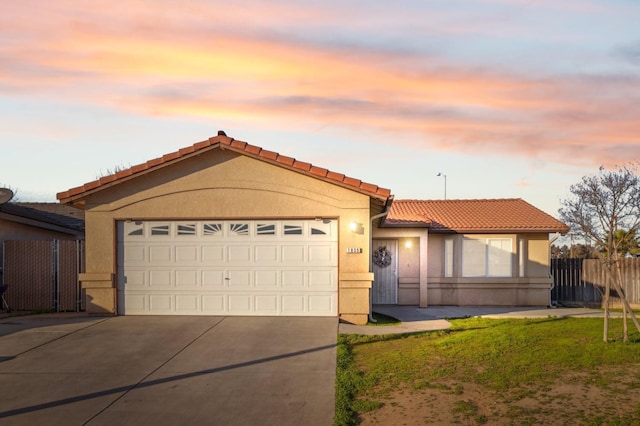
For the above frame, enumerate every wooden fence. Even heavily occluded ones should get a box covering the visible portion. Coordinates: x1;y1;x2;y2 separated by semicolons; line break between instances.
1;240;85;312
551;258;640;308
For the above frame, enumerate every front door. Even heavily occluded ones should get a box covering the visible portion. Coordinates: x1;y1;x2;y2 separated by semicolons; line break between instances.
371;239;398;304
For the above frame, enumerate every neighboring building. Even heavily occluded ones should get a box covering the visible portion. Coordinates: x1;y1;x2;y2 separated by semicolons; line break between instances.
57;133;568;324
0;202;85;274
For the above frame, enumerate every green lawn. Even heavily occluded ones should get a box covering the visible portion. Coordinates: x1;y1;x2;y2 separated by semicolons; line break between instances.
336;317;640;425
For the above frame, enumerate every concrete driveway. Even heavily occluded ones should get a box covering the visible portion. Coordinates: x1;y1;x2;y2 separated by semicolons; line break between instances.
0;314;337;425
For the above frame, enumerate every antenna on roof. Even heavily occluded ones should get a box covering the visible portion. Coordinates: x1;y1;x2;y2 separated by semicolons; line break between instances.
0;188;14;204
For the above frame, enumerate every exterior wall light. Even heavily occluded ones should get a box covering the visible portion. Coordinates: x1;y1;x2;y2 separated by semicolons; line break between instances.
405;240;413;249
349;221;364;234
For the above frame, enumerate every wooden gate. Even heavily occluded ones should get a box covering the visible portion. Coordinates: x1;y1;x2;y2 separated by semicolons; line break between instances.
550;258;600;306
551;258;640;308
2;240;85;311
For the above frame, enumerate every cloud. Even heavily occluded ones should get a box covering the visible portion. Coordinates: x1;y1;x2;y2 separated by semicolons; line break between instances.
2;0;639;171
614;41;640;66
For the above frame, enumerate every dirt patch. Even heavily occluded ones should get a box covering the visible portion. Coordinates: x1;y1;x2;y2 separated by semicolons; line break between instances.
357;366;640;425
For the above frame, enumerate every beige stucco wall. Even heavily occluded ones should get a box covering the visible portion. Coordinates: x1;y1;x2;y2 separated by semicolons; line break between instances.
371;230;554;307
426;233;552;306
525;234;552;278
79;150;375;323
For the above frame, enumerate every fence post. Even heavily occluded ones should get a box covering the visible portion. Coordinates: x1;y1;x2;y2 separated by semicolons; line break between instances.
77;240;84;312
53;240;59;312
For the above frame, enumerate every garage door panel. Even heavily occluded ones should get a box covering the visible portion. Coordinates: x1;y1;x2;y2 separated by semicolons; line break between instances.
176;295;199;312
309;294;336;314
309;270;335;290
228;270;251;287
202;295;225;313
118;219;337;316
125;294;146;311
254;245;278;262
228;245;251;262
255;270;278;287
228;294;252;313
282;245;305;262
255;295;278;313
176;270;198;287
124;246;145;262
125;270;146;287
281;295;305;314
202;246;225;262
149;246;172;262
282;270;305;288
202;270;225;287
176;246;198;262
149;294;172;312
309;245;335;263
149;270;172;287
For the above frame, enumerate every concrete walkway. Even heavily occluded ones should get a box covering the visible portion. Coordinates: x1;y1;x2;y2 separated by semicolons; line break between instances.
339;305;617;335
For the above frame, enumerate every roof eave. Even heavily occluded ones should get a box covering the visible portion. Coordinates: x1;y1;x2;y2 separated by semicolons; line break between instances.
430;227;570;234
380;223;431;229
0;211;84;236
57;140;224;206
57;135;392;207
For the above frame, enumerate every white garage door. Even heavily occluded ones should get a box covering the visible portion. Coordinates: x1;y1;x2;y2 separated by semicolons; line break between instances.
116;219;338;316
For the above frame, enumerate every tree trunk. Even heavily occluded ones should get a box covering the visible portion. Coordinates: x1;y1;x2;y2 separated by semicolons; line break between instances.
614;259;629;342
600;261;640;335
603;271;610;343
610;277;640;333
623;306;628;343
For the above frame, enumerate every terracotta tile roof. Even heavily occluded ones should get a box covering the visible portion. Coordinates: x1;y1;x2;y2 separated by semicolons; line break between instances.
57;132;392;205
385;199;569;233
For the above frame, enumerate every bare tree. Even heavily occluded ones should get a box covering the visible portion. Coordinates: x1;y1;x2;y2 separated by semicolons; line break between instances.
550;243;598;259
559;164;640;342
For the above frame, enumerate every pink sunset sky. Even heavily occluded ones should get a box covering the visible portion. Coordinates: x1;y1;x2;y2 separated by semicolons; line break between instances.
2;0;640;216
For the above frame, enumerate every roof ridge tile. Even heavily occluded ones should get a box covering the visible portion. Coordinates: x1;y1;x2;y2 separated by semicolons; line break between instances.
276;155;295;166
259;149;278;161
230;140;247;150
293;160;312;172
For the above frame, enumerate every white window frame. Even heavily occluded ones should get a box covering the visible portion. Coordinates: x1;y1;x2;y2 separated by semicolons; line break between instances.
519;238;526;278
462;237;512;277
444;238;454;277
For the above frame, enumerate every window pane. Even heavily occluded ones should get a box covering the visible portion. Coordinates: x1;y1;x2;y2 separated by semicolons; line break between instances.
177;224;196;236
284;225;303;235
257;223;276;235
229;223;249;236
444;239;454;277
310;220;331;236
519;239;525;278
151;225;169;236
203;223;222;236
462;239;486;277
488;239;511;277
